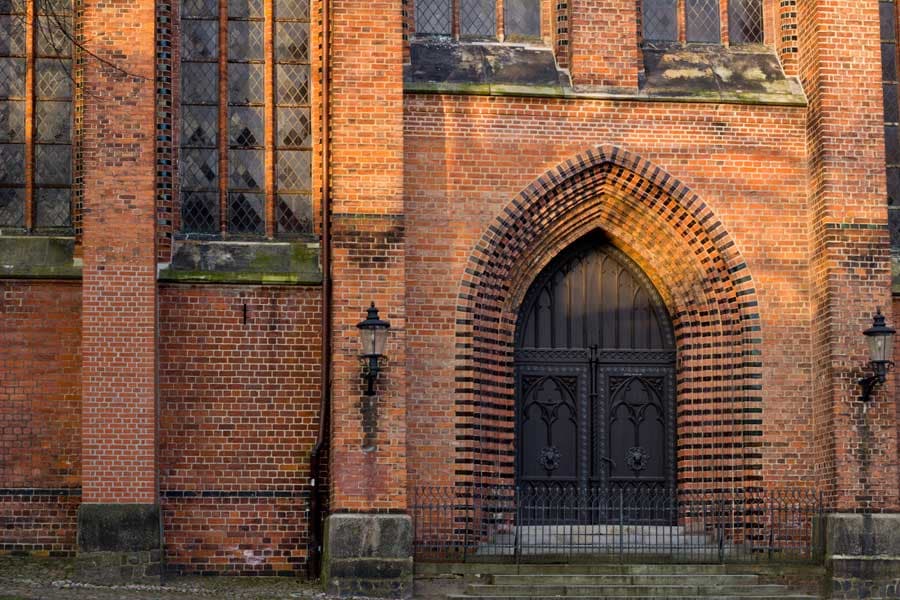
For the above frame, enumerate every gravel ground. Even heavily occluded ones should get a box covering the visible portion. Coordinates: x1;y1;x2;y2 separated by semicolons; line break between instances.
0;557;355;600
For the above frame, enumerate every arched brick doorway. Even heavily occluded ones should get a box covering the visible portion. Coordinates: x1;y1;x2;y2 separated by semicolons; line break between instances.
515;234;677;496
454;145;763;497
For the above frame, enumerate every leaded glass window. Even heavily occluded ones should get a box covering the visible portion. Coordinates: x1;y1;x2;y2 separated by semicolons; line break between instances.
179;0;312;237
0;0;73;231
642;0;762;45
881;0;900;247
413;0;539;40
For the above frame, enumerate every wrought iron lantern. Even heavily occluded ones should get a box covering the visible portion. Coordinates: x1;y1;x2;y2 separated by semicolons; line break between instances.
858;308;896;402
357;302;390;396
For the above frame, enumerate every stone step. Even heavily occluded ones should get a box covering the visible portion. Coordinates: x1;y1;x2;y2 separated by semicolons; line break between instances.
418;563;740;576
488;574;761;586
447;596;818;600
464;584;797;597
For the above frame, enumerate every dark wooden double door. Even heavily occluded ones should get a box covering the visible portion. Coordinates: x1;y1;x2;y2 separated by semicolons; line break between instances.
515;237;677;501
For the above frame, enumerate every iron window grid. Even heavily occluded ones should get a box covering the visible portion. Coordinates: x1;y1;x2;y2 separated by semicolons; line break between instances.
274;0;312;237
179;0;313;239
881;0;900;247
0;0;74;233
643;0;763;45
413;0;541;42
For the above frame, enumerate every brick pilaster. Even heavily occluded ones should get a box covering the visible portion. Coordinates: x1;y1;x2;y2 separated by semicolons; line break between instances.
329;0;407;512
568;0;640;90
80;0;158;505
798;0;900;511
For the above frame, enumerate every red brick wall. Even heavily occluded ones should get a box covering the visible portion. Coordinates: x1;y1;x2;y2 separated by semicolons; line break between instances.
568;0;640;89
0;282;81;555
402;94;813;493
329;0;408;512
80;0;159;505
797;0;898;511
158;284;321;574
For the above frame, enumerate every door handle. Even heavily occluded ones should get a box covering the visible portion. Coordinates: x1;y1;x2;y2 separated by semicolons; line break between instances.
599;456;616;469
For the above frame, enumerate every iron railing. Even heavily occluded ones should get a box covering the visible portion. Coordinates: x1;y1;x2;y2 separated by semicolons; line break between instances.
411;486;823;563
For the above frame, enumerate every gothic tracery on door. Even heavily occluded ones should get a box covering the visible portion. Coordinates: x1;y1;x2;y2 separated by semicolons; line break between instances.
515;235;677;498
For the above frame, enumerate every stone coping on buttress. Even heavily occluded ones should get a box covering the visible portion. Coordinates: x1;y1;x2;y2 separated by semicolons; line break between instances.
158;239;323;285
404;40;807;107
0;236;82;279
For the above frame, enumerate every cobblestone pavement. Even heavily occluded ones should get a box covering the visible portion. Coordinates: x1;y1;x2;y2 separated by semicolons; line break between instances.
0;557;341;600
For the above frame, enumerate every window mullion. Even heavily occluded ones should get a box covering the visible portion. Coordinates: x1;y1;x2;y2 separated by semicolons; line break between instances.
452;0;460;39
719;0;729;44
264;0;275;238
677;0;686;42
218;0;229;235
24;0;35;232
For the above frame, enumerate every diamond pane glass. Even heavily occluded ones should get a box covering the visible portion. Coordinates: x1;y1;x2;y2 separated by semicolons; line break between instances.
887;125;900;165
229;149;264;189
35;101;71;143
884;43;897;83
887;84;900;123
0;188;24;227
460;0;495;37
181;62;219;104
276;194;311;234
181;192;219;233
182;19;218;61
181;191;219;234
36;0;72;15
228;192;264;234
0;0;25;13
505;0;540;38
686;0;720;43
275;22;309;62
36;59;72;99
0;15;25;56
277;150;310;190
0;58;25;98
275;0;309;20
181;148;219;189
642;0;677;41
229;0;263;18
729;0;763;44
892;207;900;245
35;188;71;227
276;64;308;104
181;21;219;61
415;0;451;35
36;16;72;57
35;144;71;184
277;107;310;148
182;0;217;18
229;106;264;147
889;168;900;206
0;143;24;184
181;105;218;147
228;63;264;105
229;21;264;62
882;2;897;42
0;101;25;142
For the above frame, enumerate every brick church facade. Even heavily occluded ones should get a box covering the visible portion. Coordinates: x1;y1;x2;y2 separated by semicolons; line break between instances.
1;0;900;597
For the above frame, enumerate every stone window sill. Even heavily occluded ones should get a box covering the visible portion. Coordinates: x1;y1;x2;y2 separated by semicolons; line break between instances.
0;236;81;280
158;239;322;285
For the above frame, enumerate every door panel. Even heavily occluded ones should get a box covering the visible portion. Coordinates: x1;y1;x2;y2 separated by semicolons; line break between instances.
515;237;677;516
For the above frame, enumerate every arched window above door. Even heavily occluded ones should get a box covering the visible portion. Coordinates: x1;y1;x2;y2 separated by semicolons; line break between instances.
642;0;764;45
414;0;541;41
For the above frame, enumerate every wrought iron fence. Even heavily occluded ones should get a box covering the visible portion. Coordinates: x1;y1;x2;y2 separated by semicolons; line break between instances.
411;486;823;563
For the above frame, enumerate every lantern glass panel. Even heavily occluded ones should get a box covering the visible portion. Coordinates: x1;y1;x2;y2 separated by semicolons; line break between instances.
373;327;389;357
360;327;376;356
867;332;894;363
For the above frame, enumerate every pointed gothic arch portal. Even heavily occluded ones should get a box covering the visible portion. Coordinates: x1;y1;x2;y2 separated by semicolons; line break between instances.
515;233;677;507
